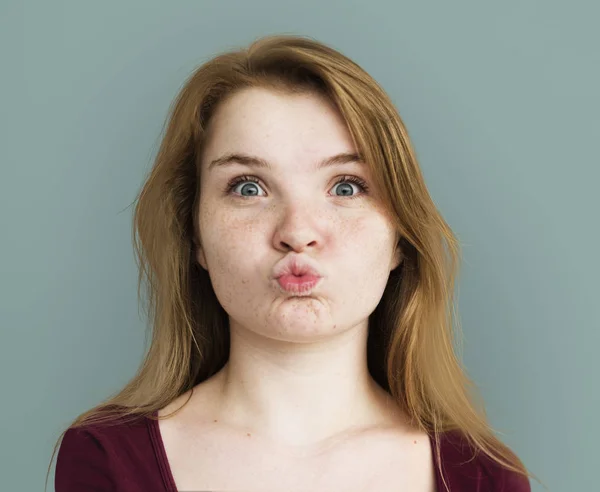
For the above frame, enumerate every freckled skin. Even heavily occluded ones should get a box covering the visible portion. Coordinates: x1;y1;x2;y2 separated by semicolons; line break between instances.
196;86;401;344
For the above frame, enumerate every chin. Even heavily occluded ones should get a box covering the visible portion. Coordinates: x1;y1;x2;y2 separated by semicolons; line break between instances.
260;321;342;343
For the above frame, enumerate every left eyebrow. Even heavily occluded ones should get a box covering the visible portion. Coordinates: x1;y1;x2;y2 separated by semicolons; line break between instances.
208;152;364;172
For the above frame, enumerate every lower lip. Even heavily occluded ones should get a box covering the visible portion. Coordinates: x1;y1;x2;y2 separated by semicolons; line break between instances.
276;274;322;295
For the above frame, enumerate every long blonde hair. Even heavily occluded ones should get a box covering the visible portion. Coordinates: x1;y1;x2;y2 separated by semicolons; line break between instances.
46;34;541;491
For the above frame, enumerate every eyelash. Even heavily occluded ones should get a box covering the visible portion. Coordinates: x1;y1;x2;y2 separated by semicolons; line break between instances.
224;175;370;200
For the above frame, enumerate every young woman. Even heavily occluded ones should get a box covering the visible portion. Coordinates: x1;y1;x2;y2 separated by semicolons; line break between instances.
48;34;537;491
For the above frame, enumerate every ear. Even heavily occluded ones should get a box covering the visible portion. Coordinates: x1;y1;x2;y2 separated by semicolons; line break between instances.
194;237;208;271
390;241;404;271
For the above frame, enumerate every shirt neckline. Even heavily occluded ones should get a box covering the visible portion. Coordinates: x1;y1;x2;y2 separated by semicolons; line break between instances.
147;409;178;492
147;409;445;492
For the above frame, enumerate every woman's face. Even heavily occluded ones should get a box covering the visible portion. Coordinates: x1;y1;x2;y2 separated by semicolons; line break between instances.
196;87;401;342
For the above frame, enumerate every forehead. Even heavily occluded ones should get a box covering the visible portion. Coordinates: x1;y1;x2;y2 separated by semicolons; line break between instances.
201;87;357;169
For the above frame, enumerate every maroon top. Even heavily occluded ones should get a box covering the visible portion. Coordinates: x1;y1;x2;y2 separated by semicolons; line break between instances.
55;410;530;491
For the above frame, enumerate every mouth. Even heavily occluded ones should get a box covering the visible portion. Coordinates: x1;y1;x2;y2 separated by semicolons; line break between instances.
276;274;322;296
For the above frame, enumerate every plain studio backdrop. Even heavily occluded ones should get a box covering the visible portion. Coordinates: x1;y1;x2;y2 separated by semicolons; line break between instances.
1;1;598;491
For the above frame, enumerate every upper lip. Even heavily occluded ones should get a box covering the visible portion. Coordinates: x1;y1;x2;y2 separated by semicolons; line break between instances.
272;254;324;279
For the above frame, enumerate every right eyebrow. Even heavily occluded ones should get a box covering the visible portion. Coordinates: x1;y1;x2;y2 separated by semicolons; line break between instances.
208;151;364;172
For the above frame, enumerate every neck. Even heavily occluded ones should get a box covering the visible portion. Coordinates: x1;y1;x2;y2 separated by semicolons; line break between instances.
210;321;405;449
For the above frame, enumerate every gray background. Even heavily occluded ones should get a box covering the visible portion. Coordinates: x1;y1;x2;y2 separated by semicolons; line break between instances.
1;1;598;490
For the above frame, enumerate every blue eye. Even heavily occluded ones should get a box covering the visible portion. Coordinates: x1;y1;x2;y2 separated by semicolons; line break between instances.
331;176;369;198
226;176;264;197
225;175;369;199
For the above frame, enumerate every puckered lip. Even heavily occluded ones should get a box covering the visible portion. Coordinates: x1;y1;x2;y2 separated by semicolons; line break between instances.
272;254;324;279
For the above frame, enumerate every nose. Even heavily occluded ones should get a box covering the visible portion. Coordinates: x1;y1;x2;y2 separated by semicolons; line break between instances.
272;202;323;253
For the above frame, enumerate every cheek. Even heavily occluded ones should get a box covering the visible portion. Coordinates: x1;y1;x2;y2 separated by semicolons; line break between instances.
203;218;253;267
199;208;265;288
199;213;273;323
340;214;395;254
338;216;396;287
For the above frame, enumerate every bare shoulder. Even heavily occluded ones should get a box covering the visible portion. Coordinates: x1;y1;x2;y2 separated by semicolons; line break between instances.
354;425;436;492
156;377;224;453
